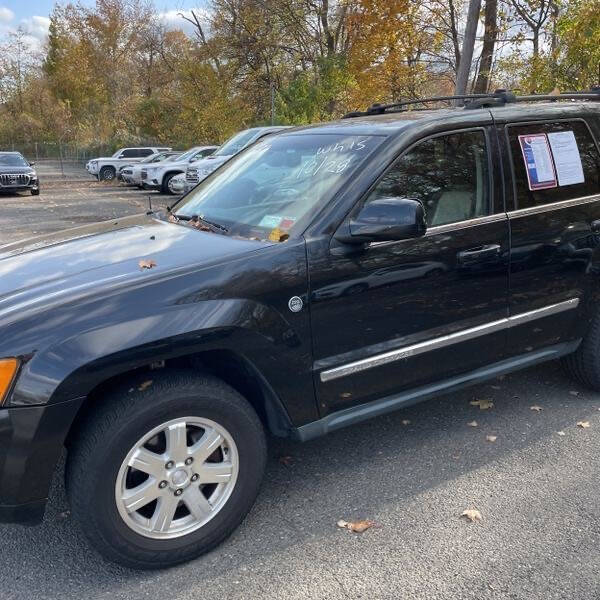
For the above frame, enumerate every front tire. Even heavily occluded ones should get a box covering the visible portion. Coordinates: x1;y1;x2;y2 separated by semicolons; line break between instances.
99;166;116;181
66;370;267;569
30;187;40;196
162;172;178;195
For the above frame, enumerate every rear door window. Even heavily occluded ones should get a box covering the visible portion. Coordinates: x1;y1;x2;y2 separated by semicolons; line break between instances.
507;120;600;209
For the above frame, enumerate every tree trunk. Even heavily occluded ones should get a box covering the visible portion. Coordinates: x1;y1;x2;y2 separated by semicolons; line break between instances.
474;0;498;93
455;0;482;99
448;0;461;74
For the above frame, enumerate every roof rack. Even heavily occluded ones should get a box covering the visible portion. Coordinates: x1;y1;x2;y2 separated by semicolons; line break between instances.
342;87;600;118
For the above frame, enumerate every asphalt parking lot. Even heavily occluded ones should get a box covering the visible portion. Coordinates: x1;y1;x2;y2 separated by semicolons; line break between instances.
1;171;599;600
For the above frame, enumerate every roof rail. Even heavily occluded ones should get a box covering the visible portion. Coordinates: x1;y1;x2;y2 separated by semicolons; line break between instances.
342;87;600;118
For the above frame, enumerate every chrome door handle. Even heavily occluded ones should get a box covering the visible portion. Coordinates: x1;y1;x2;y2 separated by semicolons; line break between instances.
457;244;501;263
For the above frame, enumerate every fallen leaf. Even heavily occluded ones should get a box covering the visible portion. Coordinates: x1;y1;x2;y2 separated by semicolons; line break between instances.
460;509;482;522
337;519;376;533
401;419;411;426
470;399;494;410
279;455;293;466
577;421;590;428
569;390;580;396
139;258;156;270
557;431;566;436
485;435;497;442
138;380;153;391
58;510;71;520
340;392;352;398
490;385;501;390
467;420;478;427
530;405;543;412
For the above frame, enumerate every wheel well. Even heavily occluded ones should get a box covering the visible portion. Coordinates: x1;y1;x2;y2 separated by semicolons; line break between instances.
163;170;183;181
64;351;292;447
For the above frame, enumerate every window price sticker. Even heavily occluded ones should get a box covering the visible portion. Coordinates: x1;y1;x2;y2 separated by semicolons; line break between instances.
547;130;585;186
518;133;557;191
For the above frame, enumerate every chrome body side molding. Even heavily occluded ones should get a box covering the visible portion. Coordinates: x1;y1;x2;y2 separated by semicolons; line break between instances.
319;298;579;382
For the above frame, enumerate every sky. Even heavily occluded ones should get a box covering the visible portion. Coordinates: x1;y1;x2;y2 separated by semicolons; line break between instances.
0;1;207;50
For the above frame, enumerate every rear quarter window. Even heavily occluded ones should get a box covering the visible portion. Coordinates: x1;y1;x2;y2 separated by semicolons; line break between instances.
507;120;600;209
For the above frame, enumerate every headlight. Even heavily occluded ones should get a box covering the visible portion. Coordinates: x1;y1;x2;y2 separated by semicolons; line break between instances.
0;358;19;406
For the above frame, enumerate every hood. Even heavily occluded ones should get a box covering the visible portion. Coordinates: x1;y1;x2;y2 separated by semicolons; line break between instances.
0;213;270;323
0;166;35;174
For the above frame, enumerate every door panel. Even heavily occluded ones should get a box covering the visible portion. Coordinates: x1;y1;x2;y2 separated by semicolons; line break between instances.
308;126;510;415
309;220;510;413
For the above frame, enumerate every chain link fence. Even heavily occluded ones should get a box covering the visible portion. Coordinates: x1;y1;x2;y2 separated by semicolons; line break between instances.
2;141;174;179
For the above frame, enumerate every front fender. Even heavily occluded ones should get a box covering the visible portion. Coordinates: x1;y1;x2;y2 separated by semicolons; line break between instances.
7;240;317;427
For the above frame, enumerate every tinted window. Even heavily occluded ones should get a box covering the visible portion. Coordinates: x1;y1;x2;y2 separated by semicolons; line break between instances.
366;130;490;227
507;120;600;209
120;149;138;158
137;149;154;157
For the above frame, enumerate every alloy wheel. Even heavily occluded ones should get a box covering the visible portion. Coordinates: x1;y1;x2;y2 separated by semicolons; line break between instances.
115;417;239;539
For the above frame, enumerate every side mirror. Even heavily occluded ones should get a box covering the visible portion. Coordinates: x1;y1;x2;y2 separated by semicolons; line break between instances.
335;197;427;245
29;161;35;166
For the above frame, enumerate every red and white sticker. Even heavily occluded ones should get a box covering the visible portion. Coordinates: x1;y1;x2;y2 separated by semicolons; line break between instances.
518;133;557;191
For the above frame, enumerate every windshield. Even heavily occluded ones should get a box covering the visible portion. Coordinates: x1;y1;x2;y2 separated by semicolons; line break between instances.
175;147;203;162
164;154;183;162
214;129;263;157
141;153;164;164
175;133;384;240
0;154;28;167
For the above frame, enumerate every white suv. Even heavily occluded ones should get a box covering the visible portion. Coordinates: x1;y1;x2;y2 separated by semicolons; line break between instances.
141;146;216;194
86;147;171;181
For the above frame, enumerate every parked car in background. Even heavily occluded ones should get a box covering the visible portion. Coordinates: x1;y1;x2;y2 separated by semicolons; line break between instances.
120;151;181;186
0;152;39;196
86;147;171;181
184;127;288;192
142;146;217;194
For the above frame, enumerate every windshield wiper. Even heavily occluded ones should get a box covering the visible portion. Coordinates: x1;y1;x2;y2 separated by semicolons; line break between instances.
174;213;229;233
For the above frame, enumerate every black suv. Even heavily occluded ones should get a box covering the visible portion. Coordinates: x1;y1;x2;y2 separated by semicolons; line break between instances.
0;152;39;195
2;91;600;569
